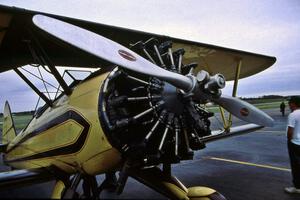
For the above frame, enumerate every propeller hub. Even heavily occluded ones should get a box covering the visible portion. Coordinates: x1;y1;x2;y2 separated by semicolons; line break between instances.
160;82;185;115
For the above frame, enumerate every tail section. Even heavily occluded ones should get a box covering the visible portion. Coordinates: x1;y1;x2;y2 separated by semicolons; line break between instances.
2;101;16;145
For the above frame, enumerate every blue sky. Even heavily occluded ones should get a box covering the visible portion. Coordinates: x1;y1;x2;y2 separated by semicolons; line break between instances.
0;0;299;112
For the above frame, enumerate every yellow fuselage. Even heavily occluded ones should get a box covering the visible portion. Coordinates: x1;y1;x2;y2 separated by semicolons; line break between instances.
4;72;121;175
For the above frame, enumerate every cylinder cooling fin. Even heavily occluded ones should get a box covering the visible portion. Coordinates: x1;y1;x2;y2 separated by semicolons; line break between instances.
99;38;214;167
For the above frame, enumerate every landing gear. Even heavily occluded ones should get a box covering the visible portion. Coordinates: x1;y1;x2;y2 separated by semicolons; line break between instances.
126;166;227;200
52;170;227;199
56;173;100;199
52;172;118;199
98;172;118;193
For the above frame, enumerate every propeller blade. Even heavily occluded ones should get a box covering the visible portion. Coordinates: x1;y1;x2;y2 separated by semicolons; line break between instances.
213;95;274;127
32;14;193;91
32;15;274;127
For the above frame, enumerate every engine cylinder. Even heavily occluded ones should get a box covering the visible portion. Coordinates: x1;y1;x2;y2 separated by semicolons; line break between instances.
98;39;214;167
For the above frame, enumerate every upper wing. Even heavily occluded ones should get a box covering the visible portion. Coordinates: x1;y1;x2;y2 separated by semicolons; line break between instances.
0;5;113;74
0;5;276;80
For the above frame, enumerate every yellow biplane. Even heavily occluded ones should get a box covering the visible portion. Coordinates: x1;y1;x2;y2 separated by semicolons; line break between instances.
0;4;276;199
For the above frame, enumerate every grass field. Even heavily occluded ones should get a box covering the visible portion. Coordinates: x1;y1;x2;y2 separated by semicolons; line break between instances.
0;99;287;132
0;114;33;132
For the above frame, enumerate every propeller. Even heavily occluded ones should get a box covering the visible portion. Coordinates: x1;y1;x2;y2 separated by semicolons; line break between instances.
32;14;274;127
32;14;192;91
213;95;274;127
194;71;274;127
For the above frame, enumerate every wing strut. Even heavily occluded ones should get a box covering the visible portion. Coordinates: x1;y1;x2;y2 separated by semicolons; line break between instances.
14;68;53;106
30;31;72;96
219;59;242;132
12;29;73;106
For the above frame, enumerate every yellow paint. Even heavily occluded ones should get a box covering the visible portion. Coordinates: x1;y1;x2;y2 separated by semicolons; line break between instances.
82;148;121;175
232;60;242;97
188;186;216;197
228;59;242;125
208;157;291;172
219;107;228;130
2;102;16;144
172;42;276;81
217;60;242;131
163;182;189;200
51;180;66;199
7;120;83;159
172;176;188;193
4;72;121;175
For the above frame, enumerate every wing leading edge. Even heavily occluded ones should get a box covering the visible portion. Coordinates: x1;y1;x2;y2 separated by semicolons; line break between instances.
0;5;276;80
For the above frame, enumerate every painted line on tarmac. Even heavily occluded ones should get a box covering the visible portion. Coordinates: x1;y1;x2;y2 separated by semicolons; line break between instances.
259;130;286;133
207;156;291;172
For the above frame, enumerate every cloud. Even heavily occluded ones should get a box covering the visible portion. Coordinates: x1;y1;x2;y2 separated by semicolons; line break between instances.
223;62;300;97
0;0;299;111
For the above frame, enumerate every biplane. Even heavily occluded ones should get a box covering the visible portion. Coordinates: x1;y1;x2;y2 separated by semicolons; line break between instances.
0;4;276;199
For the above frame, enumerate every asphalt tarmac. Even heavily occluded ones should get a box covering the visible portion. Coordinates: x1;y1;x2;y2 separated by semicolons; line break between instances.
0;108;299;199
